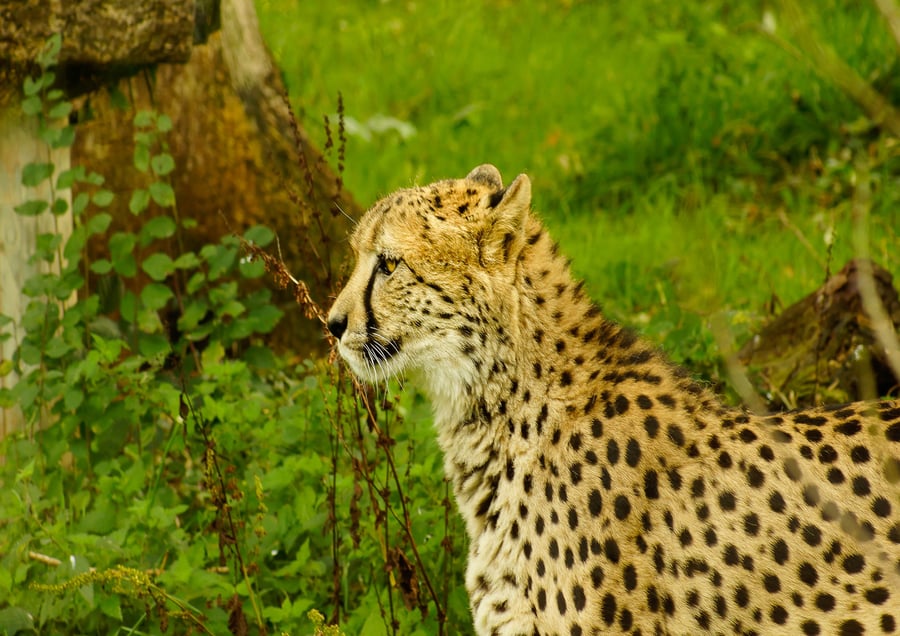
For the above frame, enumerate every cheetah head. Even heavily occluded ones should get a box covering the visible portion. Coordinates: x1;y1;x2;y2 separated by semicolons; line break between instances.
327;165;532;393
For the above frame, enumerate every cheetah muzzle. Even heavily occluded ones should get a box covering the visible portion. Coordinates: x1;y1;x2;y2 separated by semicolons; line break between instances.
327;164;900;636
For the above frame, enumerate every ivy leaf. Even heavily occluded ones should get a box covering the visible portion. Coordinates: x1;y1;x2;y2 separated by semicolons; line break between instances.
22;162;54;187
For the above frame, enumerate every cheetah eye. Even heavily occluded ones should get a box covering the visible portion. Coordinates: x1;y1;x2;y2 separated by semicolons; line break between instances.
378;256;400;276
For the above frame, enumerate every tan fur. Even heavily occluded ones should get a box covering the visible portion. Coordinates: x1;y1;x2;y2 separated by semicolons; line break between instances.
328;165;900;635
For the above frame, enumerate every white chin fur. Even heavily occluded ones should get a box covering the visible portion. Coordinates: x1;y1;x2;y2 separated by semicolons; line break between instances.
338;341;406;384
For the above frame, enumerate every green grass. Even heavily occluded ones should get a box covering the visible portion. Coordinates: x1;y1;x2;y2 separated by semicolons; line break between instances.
5;4;900;635
257;0;899;374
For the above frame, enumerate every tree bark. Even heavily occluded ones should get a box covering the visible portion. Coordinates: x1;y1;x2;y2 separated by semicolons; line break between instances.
73;0;360;353
1;0;197;435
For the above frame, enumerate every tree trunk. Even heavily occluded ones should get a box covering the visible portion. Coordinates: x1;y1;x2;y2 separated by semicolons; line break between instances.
72;0;360;354
2;0;360;438
1;0;198;435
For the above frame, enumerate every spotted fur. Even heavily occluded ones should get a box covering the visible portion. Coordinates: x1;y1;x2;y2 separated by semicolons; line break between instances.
327;165;900;636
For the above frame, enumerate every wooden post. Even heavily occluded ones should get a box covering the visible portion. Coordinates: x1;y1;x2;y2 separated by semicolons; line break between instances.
0;106;72;435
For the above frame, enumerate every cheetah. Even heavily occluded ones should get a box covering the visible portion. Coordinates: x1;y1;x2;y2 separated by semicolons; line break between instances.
326;164;900;635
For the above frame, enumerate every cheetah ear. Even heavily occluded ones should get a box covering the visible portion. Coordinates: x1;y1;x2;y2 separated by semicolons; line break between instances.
466;164;503;190
478;173;531;267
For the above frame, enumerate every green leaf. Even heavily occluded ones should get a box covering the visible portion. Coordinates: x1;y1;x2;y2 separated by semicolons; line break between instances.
35;232;62;260
90;259;112;274
113;253;136;277
119;291;136;323
22;95;42;116
239;258;266;279
244;225;275;247
156;114;173;132
38;123;62;147
129;188;150;215
86;213;112;235
64;387;84;410
247;304;282;334
186;271;205;294
37;33;62;66
133;144;150;172
23;75;41;96
44;336;71;359
217;299;245;318
178;299;209;331
57;166;86;189
174;252;200;269
63;226;86;263
14;200;48;216
98;595;123;621
72;191;90;215
151;153;175;176
51;197;68;215
48;100;72;119
134;110;154;128
142;253;174;281
141;283;173;310
85;171;104;186
52;124;76;148
92;189;114;207
141;215;176;242
21;162;54;187
109;232;137;277
203;244;237;279
149;181;175;207
138;333;171;357
0;607;35;635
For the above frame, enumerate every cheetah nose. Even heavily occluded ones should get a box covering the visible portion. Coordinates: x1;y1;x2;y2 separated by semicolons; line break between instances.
327;314;347;340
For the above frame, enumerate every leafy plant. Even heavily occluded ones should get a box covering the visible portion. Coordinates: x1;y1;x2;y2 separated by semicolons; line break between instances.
1;33;471;636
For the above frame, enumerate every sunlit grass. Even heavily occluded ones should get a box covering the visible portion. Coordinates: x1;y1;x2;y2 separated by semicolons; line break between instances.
256;0;900;368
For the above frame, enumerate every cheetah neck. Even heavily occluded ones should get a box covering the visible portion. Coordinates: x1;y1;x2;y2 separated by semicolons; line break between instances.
421;214;722;540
